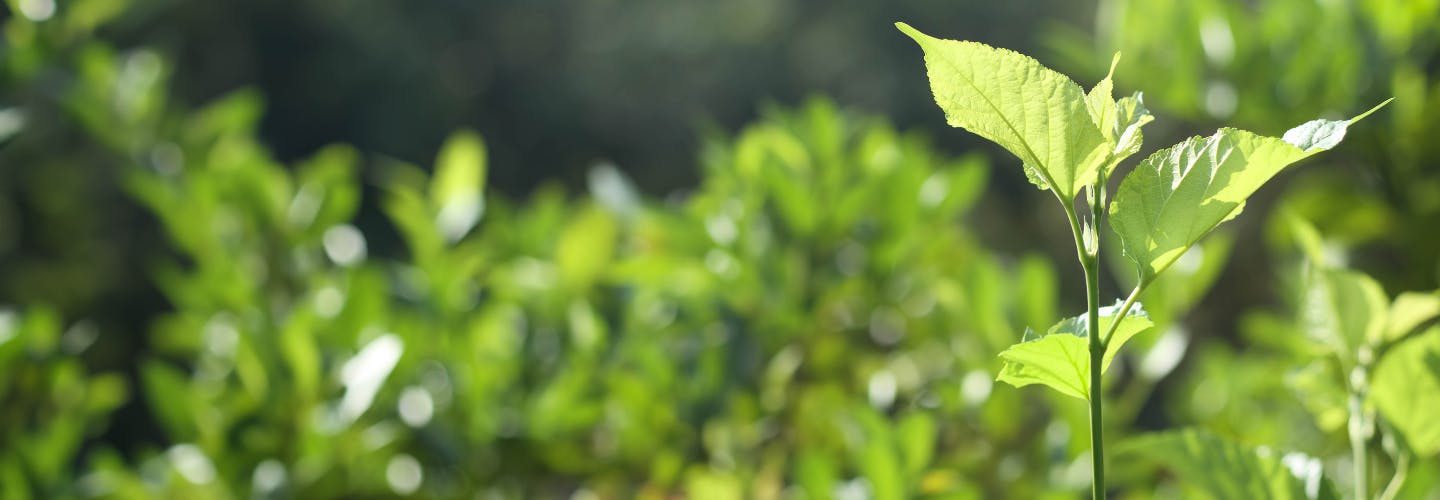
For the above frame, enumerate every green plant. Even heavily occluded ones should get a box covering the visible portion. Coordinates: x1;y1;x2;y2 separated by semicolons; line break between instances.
1185;212;1440;500
1051;0;1440;292
0;307;127;499
896;22;1386;498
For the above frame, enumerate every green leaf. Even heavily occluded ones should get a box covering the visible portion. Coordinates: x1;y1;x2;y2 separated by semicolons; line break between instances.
141;361;197;441
1109;93;1154;167
1384;292;1440;344
1084;53;1120;135
684;467;744;500
897;412;937;480
1282;99;1391;153
1119;428;1338;499
897;23;1109;199
996;301;1153;400
430;130;488;243
280;312;322;398
1282;211;1331;267
556;205;618;289
1110;103;1385;281
1301;268;1387;361
1083;53;1154;178
997;327;1088;399
1371;328;1440;456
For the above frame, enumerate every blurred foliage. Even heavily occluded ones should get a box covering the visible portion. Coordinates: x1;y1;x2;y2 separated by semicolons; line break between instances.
0;307;126;499
2;0;1440;498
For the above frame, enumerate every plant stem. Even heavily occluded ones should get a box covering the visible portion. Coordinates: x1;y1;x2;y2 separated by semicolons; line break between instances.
1379;449;1410;500
1084;254;1105;500
1085;183;1109;500
1100;285;1145;344
1348;363;1370;500
1063;199;1106;500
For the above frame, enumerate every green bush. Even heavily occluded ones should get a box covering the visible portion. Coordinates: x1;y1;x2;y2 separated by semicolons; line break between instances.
4;0;1440;499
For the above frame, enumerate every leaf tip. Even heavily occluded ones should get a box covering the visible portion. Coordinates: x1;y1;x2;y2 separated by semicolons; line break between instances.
1349;97;1394;125
894;22;923;41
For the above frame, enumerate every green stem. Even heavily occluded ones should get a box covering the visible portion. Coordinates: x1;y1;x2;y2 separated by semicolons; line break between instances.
1100;285;1145;344
1348;363;1370;499
1063;199;1106;500
1379;449;1410;500
1084;255;1105;500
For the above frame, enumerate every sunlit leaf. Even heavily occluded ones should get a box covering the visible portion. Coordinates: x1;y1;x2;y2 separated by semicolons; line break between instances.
338;333;403;424
1283;100;1390;153
996;301;1152;400
1384;292;1440;344
685;467;744;500
897;23;1109;199
1109;93;1154;167
1084;54;1154;177
1371;328;1440;456
1110;102;1386;281
430;130;488;243
556;205;618;289
1120;428;1339;499
1084;54;1120;135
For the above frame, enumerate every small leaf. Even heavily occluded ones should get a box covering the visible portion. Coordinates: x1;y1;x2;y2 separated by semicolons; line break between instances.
556;205;619;289
1109;93;1154;165
1384;292;1440;344
996;301;1153;400
1371;328;1440;456
1110;103;1383;281
1082;55;1154;177
1082;220;1098;256
1301;268;1387;361
997;328;1089;399
1282;99;1393;153
1282;211;1330;267
430;130;488;243
1021;163;1051;191
897;412;937;479
141;361;197;440
1120;428;1339;499
897;23;1109;199
280;312;322;398
1084;53;1121;134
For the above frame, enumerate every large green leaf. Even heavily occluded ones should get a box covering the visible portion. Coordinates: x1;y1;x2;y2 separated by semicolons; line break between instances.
897;23;1109;199
1371;328;1440;456
996;301;1153;400
1110;102;1386;281
1120;429;1338;499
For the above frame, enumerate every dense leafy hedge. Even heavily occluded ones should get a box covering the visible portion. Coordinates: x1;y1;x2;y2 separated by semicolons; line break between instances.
4;0;1440;499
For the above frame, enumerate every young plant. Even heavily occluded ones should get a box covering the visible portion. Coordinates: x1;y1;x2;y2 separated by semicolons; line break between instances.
896;22;1388;498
